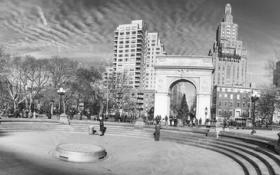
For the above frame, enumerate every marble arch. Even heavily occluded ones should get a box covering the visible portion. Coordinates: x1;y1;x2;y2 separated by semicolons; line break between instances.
154;55;214;124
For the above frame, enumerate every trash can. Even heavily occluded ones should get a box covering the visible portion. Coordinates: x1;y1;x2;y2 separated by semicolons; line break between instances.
88;125;95;135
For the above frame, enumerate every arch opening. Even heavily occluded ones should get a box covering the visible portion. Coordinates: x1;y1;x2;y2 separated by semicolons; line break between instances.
169;79;197;124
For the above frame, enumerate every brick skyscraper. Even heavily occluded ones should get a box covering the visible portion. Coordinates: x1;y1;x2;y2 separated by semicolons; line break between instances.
211;4;247;87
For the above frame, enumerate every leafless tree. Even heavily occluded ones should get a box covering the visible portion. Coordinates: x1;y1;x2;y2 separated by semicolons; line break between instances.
46;56;78;89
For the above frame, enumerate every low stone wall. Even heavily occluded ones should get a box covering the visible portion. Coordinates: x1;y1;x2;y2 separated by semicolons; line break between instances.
219;131;279;154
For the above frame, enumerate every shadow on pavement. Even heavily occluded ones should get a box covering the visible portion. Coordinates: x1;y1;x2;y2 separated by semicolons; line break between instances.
0;130;12;137
0;147;114;175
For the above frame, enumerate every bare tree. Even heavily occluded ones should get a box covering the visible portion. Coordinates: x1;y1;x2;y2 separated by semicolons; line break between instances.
46;56;78;88
257;88;280;125
104;71;136;115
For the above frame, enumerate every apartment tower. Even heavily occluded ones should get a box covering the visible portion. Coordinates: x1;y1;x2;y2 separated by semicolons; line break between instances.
113;20;147;88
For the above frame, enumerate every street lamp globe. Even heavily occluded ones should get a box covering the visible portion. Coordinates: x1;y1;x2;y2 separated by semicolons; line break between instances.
57;87;66;96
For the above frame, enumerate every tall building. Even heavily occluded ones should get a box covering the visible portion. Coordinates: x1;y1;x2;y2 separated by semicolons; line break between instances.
211;3;247;87
112;20;166;116
145;33;166;90
113;20;148;88
211;4;251;122
273;61;280;87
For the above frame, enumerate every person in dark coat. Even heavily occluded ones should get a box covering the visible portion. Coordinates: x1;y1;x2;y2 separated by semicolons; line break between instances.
154;116;161;141
165;115;168;126
174;116;178;127
99;116;106;136
169;115;173;126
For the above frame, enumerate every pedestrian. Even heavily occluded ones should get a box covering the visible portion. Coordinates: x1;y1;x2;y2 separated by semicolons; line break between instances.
174;116;178;127
165;115;168;126
154;116;161;141
199;118;202;125
99;116;106;136
169;115;173;126
223;118;227;131
195;118;198;127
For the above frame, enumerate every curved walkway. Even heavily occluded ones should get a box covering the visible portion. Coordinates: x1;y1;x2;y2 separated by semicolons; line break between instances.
0;120;280;175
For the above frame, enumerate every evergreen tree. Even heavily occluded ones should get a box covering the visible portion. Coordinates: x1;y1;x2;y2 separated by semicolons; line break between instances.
178;94;189;121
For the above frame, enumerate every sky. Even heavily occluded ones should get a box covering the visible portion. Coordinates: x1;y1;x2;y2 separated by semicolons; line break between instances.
0;0;280;87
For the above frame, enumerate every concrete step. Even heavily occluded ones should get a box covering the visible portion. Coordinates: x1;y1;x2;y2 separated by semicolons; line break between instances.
161;132;280;175
162;136;259;175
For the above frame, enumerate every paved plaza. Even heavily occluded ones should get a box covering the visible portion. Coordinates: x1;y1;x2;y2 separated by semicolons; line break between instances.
0;131;243;175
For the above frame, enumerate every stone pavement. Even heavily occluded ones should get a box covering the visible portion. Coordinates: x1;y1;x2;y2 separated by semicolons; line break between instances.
0;131;243;175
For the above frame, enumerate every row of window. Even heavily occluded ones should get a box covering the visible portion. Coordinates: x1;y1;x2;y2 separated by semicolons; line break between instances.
218;101;250;108
119;31;139;35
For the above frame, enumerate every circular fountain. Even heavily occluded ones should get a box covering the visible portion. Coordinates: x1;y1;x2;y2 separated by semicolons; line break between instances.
55;143;107;163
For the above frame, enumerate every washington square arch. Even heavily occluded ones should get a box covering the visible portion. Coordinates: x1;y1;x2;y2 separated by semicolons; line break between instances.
154;55;214;124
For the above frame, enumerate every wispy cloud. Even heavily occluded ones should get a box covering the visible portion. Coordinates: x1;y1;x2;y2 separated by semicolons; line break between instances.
0;0;279;86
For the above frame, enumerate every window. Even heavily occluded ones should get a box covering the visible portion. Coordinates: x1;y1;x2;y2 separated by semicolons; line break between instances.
237;94;240;100
224;93;228;98
230;94;233;99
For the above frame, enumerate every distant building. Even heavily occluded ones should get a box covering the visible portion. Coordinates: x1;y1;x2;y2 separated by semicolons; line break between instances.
212;85;252;122
273;61;280;87
211;3;247;87
145;33;166;90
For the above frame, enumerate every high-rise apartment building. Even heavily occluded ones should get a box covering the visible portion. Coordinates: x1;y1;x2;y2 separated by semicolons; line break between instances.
145;33;166;89
112;20;166;115
113;20;148;88
211;3;247;87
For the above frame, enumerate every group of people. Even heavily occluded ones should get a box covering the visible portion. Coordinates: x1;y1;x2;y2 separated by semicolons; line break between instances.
153;115;202;127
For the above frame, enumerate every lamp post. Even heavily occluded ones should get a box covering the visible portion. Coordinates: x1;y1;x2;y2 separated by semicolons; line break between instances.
105;86;109;119
50;99;54;119
57;87;66;115
251;90;260;135
205;107;208;125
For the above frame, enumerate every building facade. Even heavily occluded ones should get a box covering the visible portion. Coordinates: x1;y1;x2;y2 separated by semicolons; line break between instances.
211;3;247;87
113;20;148;89
212;85;252;122
112;20;167;116
145;33;166;90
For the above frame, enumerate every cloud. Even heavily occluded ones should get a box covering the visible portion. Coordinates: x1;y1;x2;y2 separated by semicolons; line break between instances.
0;0;279;87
